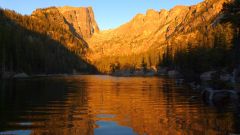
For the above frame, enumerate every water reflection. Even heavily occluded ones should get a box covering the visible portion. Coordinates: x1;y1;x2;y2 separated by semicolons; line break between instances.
0;75;240;135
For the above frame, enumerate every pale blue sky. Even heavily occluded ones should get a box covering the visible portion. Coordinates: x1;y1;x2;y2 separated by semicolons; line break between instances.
0;0;203;30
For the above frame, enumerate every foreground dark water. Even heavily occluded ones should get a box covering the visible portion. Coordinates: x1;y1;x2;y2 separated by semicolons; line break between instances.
0;75;240;135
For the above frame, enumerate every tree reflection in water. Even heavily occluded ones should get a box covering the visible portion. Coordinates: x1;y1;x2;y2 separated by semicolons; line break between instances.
0;75;239;135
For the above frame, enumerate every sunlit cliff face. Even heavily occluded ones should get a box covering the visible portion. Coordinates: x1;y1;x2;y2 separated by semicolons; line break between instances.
86;0;230;71
57;6;99;38
32;6;99;39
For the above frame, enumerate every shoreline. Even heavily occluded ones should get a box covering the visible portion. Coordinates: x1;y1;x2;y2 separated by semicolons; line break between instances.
1;72;240;106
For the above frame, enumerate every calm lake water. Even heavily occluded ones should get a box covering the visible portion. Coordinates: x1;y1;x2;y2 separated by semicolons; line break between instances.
0;75;240;135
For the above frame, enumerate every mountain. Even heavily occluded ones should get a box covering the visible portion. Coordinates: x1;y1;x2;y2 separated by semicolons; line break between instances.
32;6;99;39
0;6;99;75
86;0;235;72
0;1;239;76
57;6;99;38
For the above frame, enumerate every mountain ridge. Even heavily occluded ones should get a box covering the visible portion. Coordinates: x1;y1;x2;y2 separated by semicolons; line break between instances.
86;0;234;72
1;0;238;75
0;6;99;74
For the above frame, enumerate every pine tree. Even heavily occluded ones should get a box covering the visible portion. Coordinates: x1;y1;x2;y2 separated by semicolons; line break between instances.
141;57;147;73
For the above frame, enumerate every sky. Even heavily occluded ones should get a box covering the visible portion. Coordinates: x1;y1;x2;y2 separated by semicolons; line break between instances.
0;0;203;30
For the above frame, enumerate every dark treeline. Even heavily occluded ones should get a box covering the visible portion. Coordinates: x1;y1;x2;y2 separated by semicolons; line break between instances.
0;9;97;75
160;0;240;81
94;51;161;73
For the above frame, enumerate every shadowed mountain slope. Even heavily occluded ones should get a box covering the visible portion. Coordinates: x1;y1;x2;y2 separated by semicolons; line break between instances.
0;7;98;75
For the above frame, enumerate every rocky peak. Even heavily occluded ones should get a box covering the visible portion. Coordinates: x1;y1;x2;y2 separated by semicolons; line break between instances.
57;6;99;38
31;6;99;38
31;7;68;29
146;9;159;17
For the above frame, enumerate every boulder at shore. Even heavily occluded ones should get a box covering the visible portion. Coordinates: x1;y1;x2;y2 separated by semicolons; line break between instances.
200;71;216;81
201;88;239;105
168;70;181;78
13;73;29;79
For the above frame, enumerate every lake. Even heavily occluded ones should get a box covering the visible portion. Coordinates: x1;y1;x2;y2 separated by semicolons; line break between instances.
0;75;240;135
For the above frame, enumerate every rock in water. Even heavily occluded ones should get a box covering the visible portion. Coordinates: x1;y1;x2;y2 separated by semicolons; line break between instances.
168;70;181;78
200;71;217;81
13;73;29;79
201;88;239;105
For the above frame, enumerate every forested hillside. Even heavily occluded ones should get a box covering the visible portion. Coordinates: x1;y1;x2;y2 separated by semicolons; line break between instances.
159;0;240;80
0;8;97;75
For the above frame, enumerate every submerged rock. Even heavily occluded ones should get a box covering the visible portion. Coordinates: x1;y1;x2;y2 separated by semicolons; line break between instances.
145;70;156;76
220;74;232;81
157;67;168;76
175;79;184;85
168;70;181;78
201;88;239;105
200;70;234;90
189;82;201;90
13;73;29;79
200;71;216;81
189;96;198;101
232;68;240;83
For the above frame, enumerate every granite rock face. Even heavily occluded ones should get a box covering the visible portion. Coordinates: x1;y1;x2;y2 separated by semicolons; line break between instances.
32;6;99;38
87;0;230;62
58;6;99;38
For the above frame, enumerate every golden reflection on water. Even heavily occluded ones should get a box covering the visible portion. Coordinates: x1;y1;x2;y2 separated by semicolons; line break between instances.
0;75;239;135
